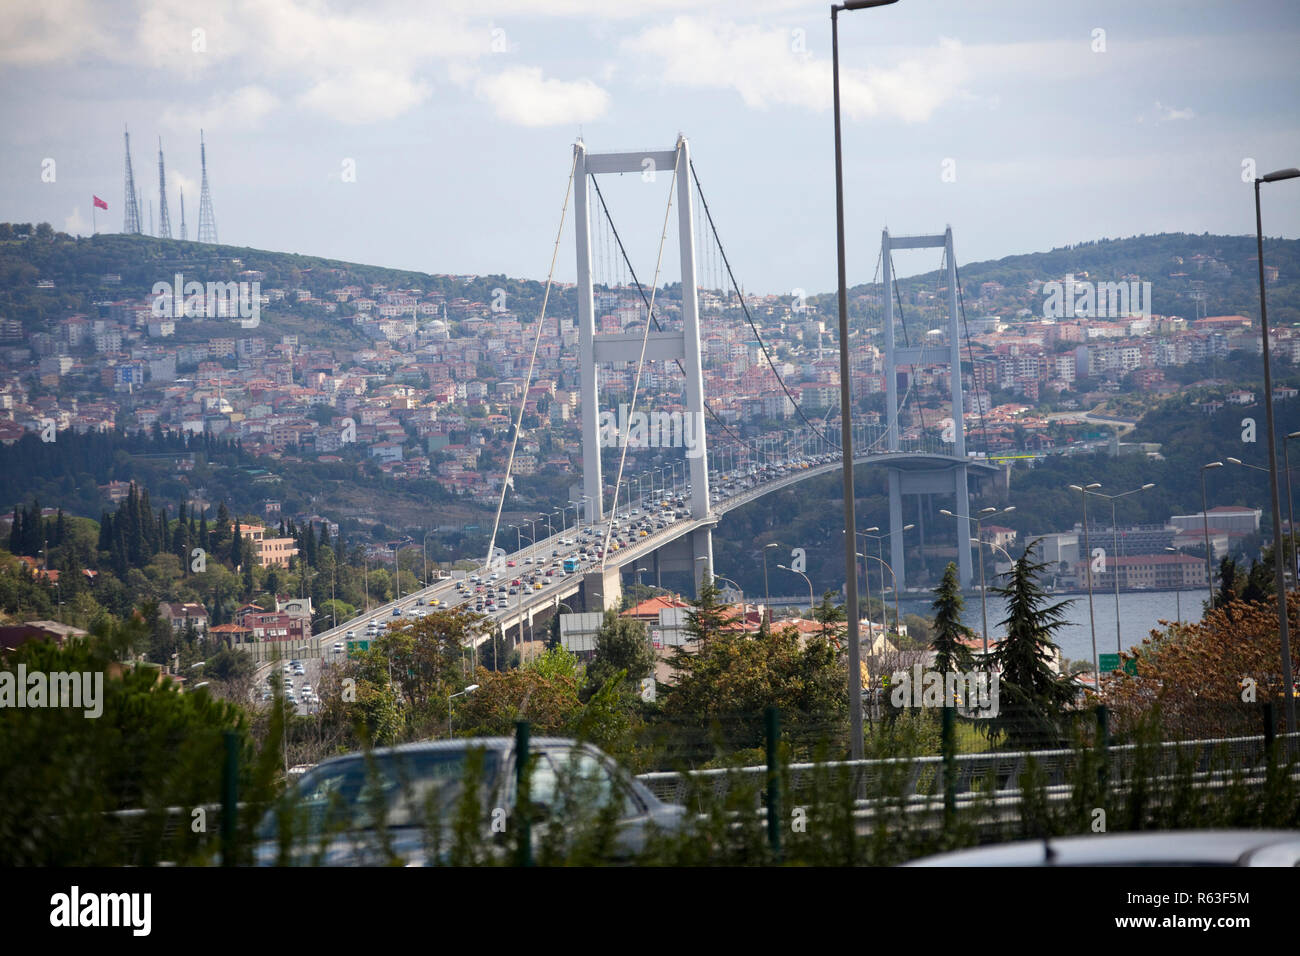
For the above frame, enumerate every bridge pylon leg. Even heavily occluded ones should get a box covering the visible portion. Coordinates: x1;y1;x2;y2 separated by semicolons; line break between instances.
889;469;905;594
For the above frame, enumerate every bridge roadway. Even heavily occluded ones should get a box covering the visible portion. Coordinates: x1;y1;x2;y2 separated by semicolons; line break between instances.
295;449;999;655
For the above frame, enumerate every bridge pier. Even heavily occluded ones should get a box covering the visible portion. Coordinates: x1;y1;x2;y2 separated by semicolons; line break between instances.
582;566;623;613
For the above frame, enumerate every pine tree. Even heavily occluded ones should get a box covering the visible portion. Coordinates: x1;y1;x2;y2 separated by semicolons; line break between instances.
1217;556;1241;609
931;562;975;674
9;506;21;555
685;573;728;643
988;543;1079;749
813;590;847;644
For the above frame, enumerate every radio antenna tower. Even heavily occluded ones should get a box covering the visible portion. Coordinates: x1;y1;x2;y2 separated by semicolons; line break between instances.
148;199;154;236
122;127;143;234
157;138;172;239
179;187;188;241
197;129;218;244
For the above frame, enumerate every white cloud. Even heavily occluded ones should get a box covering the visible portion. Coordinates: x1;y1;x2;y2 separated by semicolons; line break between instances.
0;0;114;66
1155;101;1196;122
162;85;279;132
64;205;91;237
297;70;433;124
475;66;610;127
622;17;968;123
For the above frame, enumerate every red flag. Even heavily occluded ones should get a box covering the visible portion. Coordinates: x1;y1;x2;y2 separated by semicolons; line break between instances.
93;195;108;210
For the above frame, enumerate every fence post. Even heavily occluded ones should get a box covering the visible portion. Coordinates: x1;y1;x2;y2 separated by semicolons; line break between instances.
221;730;238;866
941;706;956;825
765;706;782;861
514;721;532;868
1263;701;1276;755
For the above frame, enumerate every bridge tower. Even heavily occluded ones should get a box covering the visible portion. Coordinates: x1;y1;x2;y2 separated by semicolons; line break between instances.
574;136;713;595
880;227;974;591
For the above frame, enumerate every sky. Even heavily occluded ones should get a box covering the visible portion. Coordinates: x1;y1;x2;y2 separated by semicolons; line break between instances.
2;0;1298;295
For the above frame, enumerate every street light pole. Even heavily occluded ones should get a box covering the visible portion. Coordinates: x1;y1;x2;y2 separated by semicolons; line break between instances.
1069;484;1102;692
1166;547;1182;624
940;506;1013;657
1287;432;1300;587
778;564;814;611
1084;483;1155;655
1201;462;1224;610
832;0;898;760
1255;166;1300;734
762;542;780;605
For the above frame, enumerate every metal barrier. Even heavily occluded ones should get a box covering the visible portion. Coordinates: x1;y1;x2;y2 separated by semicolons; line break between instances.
636;732;1300;809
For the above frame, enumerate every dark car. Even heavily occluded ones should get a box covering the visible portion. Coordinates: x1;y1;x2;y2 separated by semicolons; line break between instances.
255;738;685;865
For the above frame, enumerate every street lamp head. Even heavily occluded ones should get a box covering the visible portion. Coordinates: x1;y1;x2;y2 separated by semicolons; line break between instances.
840;0;900;9
465;684;480;693
1003;506;1016;513
865;526;880;533
902;523;915;531
765;542;780;549
1141;483;1155;490
1261;168;1300;183
1204;461;1224;470
980;506;997;515
1227;457;1243;466
777;564;790;571
1086;483;1101;490
939;509;955;517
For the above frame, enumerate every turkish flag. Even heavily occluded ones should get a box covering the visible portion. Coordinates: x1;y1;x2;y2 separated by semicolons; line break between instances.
93;195;108;210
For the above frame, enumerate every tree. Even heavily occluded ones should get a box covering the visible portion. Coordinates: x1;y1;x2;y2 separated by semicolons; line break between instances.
1107;593;1300;739
931;562;974;674
684;572;728;644
584;609;654;700
661;624;847;752
812;590;847;644
988;544;1079;749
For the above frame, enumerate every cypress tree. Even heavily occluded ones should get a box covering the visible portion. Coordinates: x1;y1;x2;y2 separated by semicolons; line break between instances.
9;506;21;555
988;543;1079;749
97;511;111;554
931;562;975;675
232;518;243;568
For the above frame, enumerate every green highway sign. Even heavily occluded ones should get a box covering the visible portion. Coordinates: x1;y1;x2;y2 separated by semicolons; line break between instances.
1098;654;1138;676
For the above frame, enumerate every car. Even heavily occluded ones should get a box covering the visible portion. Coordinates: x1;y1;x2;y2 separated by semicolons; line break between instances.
903;831;1300;867
254;737;686;866
333;642;345;654
393;608;402;616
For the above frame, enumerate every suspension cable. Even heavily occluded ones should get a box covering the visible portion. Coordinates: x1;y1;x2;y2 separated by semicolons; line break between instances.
481;151;577;575
597;153;678;570
690;159;838;449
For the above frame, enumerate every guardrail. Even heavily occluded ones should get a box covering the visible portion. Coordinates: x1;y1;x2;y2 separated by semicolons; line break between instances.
636;732;1300;810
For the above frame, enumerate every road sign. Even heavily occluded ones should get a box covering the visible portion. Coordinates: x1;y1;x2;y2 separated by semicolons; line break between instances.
1099;654;1120;672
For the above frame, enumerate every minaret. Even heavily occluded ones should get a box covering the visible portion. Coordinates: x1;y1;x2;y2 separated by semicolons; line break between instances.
197;129;218;243
157;138;172;239
122;126;143;234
